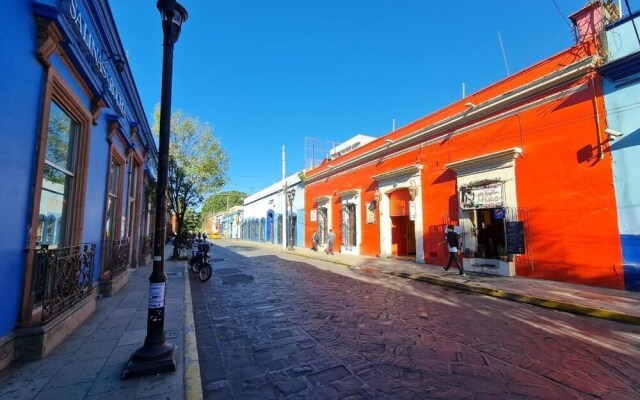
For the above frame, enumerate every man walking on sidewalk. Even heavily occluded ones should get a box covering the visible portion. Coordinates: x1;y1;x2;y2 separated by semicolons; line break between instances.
439;224;464;275
325;229;336;255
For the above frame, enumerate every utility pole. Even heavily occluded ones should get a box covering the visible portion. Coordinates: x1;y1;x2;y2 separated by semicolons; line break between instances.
282;145;287;250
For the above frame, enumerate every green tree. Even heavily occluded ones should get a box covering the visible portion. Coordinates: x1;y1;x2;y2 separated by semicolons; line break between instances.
153;105;229;258
202;191;246;218
183;210;202;233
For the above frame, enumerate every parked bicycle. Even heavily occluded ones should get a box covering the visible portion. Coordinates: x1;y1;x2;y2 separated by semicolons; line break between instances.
188;242;212;282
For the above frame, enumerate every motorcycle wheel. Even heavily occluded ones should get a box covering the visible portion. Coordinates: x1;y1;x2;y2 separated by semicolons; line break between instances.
198;263;212;282
191;260;201;273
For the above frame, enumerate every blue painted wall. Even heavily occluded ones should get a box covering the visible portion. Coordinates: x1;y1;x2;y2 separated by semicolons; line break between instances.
0;0;157;343
84;115;110;282
0;1;45;337
602;11;640;290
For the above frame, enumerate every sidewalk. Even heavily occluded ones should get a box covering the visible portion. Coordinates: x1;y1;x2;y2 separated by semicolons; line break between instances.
0;246;200;400
233;239;640;326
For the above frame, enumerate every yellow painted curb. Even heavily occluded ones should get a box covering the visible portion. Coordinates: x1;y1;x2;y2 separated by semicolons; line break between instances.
287;250;355;267
184;263;203;400
387;271;640;325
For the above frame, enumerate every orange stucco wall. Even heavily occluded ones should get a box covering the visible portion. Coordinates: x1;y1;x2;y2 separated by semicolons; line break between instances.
304;38;624;289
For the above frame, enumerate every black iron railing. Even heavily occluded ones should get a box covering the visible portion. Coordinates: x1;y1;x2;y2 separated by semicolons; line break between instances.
110;239;130;278
33;243;95;323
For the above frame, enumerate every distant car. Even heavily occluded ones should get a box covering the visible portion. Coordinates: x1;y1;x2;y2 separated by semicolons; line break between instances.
210;232;222;239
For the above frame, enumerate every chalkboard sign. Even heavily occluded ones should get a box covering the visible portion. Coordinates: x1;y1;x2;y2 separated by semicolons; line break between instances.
505;221;525;254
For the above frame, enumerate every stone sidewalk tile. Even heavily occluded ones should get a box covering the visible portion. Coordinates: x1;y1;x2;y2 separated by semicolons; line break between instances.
0;245;202;400
228;239;640;325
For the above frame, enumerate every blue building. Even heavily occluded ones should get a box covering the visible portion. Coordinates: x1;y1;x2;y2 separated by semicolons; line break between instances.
600;9;640;290
219;206;243;239
0;0;157;368
242;174;305;249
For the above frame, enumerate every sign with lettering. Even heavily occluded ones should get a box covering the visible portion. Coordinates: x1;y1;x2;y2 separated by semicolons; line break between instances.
68;0;126;116
148;282;165;309
460;184;503;210
505;221;525;254
310;209;317;222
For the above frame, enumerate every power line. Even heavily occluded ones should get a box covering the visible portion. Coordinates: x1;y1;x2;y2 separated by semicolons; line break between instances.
550;0;575;31
624;0;640;46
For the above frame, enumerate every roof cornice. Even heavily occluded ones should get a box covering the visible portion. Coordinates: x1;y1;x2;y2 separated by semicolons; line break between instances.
306;56;596;184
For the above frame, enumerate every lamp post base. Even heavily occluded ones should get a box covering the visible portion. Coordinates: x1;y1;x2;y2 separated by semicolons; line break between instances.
121;342;178;379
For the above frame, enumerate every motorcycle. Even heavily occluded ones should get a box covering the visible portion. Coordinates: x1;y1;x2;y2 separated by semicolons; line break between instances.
188;242;212;282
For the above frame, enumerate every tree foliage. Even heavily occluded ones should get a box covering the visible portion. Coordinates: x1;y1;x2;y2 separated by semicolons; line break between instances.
202;190;246;218
152;105;229;257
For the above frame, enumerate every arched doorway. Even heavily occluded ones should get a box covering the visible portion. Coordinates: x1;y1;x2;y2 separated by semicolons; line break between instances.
266;210;275;243
373;165;424;262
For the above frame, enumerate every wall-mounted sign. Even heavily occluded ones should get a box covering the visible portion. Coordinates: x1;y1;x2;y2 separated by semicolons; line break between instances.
366;202;376;224
505;221;525;254
409;200;416;221
310;209;317;222
460;184;503;210
68;0;126;116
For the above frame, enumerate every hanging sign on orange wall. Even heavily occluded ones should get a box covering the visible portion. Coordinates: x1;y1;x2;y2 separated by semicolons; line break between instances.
460;184;503;210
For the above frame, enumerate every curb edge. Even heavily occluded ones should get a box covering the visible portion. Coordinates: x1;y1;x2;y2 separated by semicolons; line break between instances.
184;263;203;400
388;271;640;326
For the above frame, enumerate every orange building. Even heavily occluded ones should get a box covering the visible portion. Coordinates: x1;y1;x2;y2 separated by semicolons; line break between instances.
304;4;625;289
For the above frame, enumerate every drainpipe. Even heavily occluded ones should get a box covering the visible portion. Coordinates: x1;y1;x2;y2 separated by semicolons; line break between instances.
590;75;605;160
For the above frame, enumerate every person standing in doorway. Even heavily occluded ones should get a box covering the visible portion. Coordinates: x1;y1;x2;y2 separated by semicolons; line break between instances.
439;224;464;275
325;229;336;255
311;231;319;252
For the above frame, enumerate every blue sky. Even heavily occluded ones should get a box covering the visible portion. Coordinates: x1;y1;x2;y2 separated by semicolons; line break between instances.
110;0;593;196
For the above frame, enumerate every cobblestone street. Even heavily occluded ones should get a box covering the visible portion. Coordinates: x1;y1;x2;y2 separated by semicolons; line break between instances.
190;243;640;399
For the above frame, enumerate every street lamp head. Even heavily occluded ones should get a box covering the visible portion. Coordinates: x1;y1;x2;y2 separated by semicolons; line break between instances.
157;0;188;43
373;188;381;204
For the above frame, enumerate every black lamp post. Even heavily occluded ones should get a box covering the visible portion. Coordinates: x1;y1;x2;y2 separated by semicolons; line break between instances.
122;0;187;379
287;188;296;250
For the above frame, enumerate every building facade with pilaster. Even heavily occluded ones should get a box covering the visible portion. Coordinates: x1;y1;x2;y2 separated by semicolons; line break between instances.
304;2;634;290
0;0;157;368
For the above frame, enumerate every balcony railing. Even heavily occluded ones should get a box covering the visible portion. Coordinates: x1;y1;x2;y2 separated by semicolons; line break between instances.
32;244;95;323
111;239;130;278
